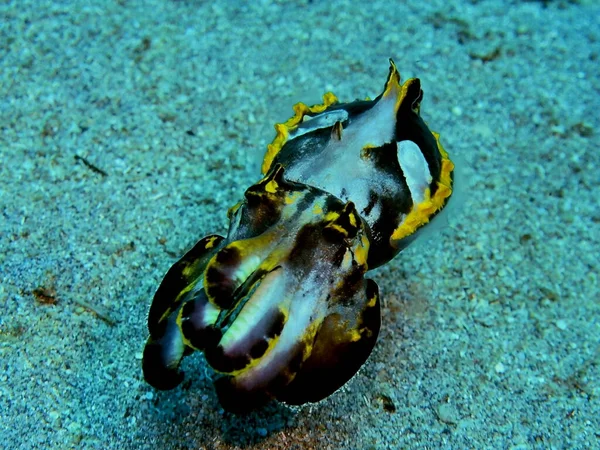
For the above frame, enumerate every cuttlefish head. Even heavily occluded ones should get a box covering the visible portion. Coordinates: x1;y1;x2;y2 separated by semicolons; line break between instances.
143;165;381;411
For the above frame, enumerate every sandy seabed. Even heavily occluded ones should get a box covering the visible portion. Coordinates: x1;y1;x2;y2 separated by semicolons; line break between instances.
1;0;599;449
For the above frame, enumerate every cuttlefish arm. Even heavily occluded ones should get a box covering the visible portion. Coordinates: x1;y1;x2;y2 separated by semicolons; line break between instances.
143;234;224;390
208;190;380;412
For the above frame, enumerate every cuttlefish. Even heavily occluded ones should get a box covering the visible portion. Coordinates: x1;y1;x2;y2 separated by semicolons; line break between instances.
142;60;454;413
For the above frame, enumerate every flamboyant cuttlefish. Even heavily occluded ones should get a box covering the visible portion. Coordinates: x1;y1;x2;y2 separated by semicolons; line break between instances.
142;60;454;412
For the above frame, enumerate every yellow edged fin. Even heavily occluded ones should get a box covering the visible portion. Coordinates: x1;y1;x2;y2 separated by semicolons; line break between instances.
262;92;338;174
390;132;454;244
